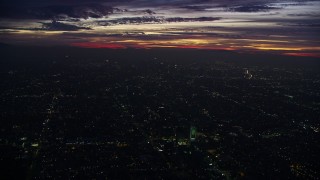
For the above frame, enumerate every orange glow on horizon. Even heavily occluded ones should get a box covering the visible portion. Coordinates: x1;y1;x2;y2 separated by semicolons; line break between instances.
283;53;320;58
70;42;127;49
69;42;236;51
172;45;235;51
69;42;319;58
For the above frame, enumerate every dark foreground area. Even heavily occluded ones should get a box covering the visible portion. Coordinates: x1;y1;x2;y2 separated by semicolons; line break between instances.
0;46;320;179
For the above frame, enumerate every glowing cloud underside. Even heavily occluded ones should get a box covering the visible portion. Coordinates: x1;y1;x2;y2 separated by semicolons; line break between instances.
0;0;319;57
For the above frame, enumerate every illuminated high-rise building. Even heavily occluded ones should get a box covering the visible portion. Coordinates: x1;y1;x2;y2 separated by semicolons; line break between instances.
190;126;196;142
244;69;253;79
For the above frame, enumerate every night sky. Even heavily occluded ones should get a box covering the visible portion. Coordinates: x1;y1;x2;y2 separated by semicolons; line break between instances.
0;0;320;57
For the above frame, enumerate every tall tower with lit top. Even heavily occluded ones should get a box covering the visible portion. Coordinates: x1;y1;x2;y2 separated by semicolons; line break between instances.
190;126;196;142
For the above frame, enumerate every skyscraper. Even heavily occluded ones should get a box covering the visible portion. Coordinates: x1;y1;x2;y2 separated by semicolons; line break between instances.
190;126;197;142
